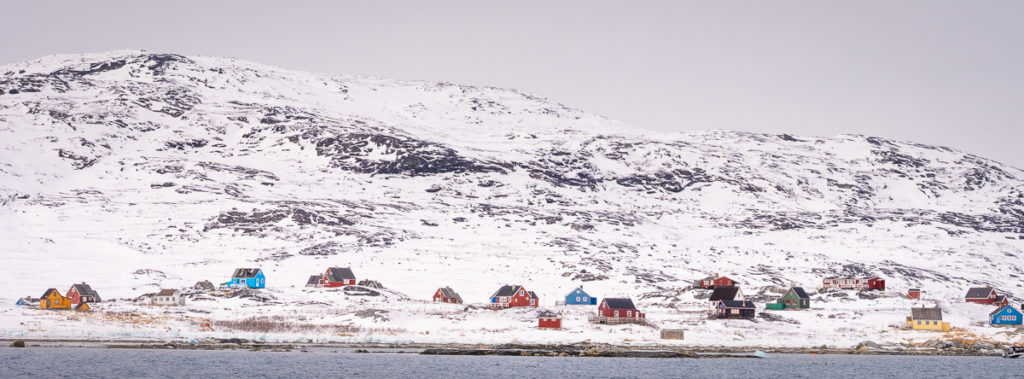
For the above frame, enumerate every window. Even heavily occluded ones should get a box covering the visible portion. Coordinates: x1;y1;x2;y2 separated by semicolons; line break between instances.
917;321;921;325
583;297;588;302
614;310;619;317
626;311;632;317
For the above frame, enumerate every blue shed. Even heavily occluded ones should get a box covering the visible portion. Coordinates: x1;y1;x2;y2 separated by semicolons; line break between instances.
564;287;597;305
990;304;1023;326
227;268;266;289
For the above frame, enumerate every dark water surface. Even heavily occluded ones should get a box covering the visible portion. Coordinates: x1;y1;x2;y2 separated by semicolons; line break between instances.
0;347;1020;378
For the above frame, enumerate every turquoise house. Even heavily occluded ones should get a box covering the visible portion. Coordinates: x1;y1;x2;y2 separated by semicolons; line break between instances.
564;287;597;305
990;304;1023;326
227;268;265;289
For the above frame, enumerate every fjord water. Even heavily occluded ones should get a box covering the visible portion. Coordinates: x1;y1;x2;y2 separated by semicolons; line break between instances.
0;348;1020;378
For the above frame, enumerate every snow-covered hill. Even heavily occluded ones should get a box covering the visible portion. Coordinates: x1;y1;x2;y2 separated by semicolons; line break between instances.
1;51;1022;347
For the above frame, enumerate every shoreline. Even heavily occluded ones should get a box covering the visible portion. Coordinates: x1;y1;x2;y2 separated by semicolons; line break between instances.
0;339;1006;357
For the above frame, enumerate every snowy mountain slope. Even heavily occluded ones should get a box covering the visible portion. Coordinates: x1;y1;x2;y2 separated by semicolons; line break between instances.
1;51;1023;346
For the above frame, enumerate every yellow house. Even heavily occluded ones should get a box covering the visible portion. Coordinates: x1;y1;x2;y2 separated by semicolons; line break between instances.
74;302;91;312
40;288;72;310
906;306;951;331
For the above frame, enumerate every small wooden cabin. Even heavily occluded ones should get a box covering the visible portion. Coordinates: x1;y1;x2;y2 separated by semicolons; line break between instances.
697;274;736;289
660;329;685;340
538;311;562;329
433;286;463;304
40;288;71;310
908;288;921;299
715;300;756;319
74;302;91;312
780;287;810;309
489;285;538;308
965;287;999;305
67;283;102;305
990;304;1023;327
906;306;950;331
227;268;265;289
358;279;384;289
708;287;745;311
306;275;323;288
323;267;356;287
597;298;645;321
15;297;39;307
152;289;184;306
194;281;216;292
564;287;597;305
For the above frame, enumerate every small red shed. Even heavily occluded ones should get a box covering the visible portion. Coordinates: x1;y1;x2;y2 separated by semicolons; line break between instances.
432;286;463;304
323;267;356;288
697;274;736;289
866;277;885;291
538;311;561;329
908;288;921;299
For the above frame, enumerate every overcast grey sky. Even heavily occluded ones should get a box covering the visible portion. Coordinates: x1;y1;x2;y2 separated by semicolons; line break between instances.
2;1;1022;166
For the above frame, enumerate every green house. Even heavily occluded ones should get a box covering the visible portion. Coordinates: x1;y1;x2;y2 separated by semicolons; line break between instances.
779;287;810;309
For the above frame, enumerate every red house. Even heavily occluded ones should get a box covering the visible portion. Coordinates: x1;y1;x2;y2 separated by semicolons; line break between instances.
323;267;356;287
696;274;736;289
821;276;885;291
596;298;645;321
489;285;538;308
908;288;921;300
66;283;101;305
965;287;998;304
432;286;463;304
538;311;561;329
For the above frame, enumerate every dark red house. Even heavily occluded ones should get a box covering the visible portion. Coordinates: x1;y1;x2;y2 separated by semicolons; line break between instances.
908;289;921;300
323;267;356;287
489;285;538;308
697;274;736;289
432;286;463;304
538;311;561;329
965;287;998;304
597;298;645;320
66;283;101;305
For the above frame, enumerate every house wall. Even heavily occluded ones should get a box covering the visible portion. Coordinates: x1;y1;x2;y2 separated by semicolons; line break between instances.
908;319;950;331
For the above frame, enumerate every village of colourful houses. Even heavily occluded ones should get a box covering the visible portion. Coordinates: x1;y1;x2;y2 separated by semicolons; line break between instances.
13;267;1024;339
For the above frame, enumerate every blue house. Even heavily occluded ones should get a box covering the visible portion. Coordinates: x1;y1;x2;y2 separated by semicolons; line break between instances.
226;268;265;289
990;304;1023;326
15;297;37;306
564;287;597;305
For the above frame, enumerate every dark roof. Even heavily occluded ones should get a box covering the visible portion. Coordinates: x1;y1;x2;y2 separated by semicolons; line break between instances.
71;283;101;301
438;287;463;303
527;291;538;299
909;288;920;291
537;310;559;318
326;267;355;281
358;279;383;289
41;288;61;298
566;287;591;297
232;268;263;278
306;275;322;285
603;298;637;310
156;289;178;296
75;302;90;310
492;285;522;297
195;281;215;290
911;307;943;320
719;300;755;309
789;287;809;299
994;295;1006;302
965;287;995;299
990;305;1018;317
709;287;741;301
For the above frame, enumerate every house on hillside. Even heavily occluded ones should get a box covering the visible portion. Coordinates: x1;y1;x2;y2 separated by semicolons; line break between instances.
489;284;538;308
75;302;91;312
993;295;1010;307
990;304;1023;327
594;298;645;324
151;289;185;306
15;297;39;307
306;275;323;288
67;283;101;305
965;287;1000;305
696;274;736;289
194;281;216;292
715;300;756;319
822;276;885;291
433;286;463;304
358;279;383;289
769;287;810;310
538;310;562;329
226;268;265;289
323;267;356;287
564;287;597;305
908;289;921;299
906;306;950;331
708;287;745;311
40;288;71;310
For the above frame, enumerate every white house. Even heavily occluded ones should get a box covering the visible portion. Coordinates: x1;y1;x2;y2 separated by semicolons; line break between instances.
151;289;185;306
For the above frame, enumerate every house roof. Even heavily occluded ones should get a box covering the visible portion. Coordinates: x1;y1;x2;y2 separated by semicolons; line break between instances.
156;289;178;296
965;287;995;299
306;275;322;285
358;279;383;288
994;295;1006;302
537;310;559;318
326;267;355;281
990;305;1019;317
527;291;538;299
709;287;741;301
492;285;522;298
603;298;637;310
911;307;943;320
789;287;809;299
438;287;463;303
75;302;90;310
909;288;921;291
566;287;591;297
71;283;102;301
719;300;755;309
195;281;215;289
232;268;262;278
41;288;62;299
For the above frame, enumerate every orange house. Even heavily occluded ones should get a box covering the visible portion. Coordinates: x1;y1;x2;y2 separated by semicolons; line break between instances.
40;288;72;310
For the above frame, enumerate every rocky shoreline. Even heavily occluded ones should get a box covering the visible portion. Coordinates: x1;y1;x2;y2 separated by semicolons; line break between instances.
1;339;1010;357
